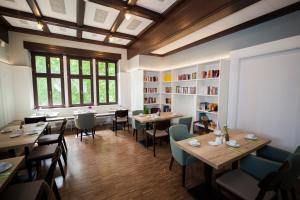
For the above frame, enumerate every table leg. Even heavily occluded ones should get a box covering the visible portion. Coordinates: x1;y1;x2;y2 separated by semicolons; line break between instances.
232;160;239;169
8;149;16;157
204;163;213;185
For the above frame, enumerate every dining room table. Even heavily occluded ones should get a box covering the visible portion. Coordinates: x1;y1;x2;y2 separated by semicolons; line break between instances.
0;122;48;155
0;156;24;192
175;129;271;198
132;112;183;124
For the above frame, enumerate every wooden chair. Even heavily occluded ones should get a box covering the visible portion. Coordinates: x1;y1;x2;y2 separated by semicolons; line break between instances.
38;118;68;153
113;110;129;136
74;113;96;141
1;148;62;200
24;116;46;124
146;120;170;157
193;115;211;135
25;128;66;180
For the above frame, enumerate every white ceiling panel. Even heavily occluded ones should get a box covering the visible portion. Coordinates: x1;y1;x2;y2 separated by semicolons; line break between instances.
84;1;120;30
3;16;42;31
82;31;106;41
117;15;152;36
264;0;299;10
109;37;130;45
136;0;177;13
36;0;77;22
48;24;77;37
0;0;32;13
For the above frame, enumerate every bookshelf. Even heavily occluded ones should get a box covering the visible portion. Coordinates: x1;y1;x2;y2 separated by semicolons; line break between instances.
131;59;229;129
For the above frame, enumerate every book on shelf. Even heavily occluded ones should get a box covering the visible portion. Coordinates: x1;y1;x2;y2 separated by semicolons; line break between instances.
144;88;158;93
144;75;159;82
199;69;220;79
177;72;197;81
144;97;157;104
165;87;172;93
175;86;196;94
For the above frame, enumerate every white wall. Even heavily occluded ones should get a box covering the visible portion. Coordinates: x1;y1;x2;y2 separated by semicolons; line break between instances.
0;61;15;127
227;35;300;152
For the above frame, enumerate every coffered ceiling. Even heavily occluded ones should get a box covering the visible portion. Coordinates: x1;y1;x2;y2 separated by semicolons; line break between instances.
0;0;299;59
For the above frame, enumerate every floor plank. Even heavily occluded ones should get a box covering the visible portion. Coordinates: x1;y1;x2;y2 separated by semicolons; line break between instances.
58;127;203;200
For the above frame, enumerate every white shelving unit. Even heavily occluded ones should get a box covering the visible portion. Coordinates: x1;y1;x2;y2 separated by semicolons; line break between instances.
143;70;161;113
131;59;229;128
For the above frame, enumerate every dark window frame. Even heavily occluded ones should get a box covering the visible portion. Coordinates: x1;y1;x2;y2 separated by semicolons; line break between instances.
32;52;65;108
96;59;118;105
67;56;94;107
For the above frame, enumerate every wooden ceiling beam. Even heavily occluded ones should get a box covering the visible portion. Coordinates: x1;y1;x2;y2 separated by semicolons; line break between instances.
23;41;122;60
26;0;50;33
0;6;135;40
89;0;163;21
77;0;85;38
127;0;260;59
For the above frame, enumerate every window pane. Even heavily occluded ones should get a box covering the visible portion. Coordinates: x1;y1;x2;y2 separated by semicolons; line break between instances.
50;57;60;74
108;63;116;76
37;77;48;106
35;56;46;73
82;60;91;75
70;59;79;75
108;80;116;103
98;62;106;76
51;78;62;105
71;79;80;105
83;79;92;104
98;80;106;103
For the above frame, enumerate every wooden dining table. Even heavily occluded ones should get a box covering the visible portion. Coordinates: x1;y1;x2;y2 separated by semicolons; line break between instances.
132;112;183;123
0;156;24;192
176;129;270;197
0;122;48;153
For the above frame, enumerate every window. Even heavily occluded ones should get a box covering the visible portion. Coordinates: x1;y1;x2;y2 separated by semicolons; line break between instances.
32;53;65;108
67;57;93;106
96;60;118;105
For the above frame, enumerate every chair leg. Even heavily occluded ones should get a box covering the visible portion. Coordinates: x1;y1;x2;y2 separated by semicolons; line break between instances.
52;180;61;200
58;159;65;178
146;134;149;148
62;137;68;152
92;128;95;139
291;187;297;200
182;166;186;187
153;136;156;157
169;156;174;170
61;148;67;165
76;128;78;137
128;122;130;133
136;129;138;141
80;130;83;142
115;122;117;136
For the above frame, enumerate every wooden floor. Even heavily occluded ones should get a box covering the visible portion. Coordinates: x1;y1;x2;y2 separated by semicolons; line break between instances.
56;127;204;200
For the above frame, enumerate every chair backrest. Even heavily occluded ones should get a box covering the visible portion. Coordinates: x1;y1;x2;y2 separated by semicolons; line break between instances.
132;110;144;129
60;118;67;132
178;117;192;132
24;116;46;124
154;120;170;131
115;110;128;118
150;107;160;114
77;113;95;129
45;147;61;187
169;125;193;166
257;152;300;198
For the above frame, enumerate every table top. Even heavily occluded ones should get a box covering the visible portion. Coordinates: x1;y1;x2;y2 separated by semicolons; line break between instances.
0;122;48;151
176;129;271;169
27;112;59;118
133;112;183;123
0;156;24;192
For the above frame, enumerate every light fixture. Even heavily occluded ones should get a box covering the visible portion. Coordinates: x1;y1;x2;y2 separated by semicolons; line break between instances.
125;13;131;20
109;36;113;42
37;21;43;30
0;40;5;48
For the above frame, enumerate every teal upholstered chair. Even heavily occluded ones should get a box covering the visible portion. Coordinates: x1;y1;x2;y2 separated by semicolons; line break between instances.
216;151;300;200
171;117;193;132
169;125;198;187
75;113;96;141
256;145;300;164
132;110;146;141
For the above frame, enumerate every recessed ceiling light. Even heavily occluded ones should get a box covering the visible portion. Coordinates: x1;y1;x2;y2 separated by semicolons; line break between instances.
125;13;131;20
109;36;113;42
37;22;43;30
